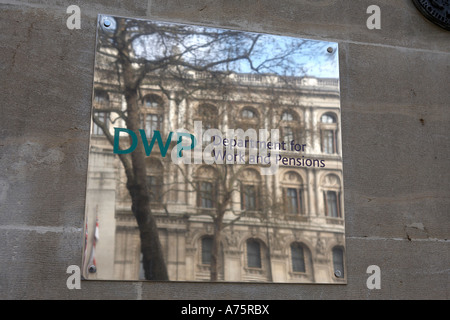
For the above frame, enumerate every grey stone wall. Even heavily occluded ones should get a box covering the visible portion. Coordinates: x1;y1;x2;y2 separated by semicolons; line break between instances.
0;0;449;299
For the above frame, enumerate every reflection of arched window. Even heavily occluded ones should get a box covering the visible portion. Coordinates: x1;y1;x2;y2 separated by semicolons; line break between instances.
143;94;163;108
146;158;164;204
242;107;257;119
198;235;224;280
320;112;338;154
321;113;336;124
239;169;261;211
321;174;342;218
280;110;301;143
332;247;345;279
246;239;262;268
141;94;164;137
241;107;260;123
201;236;213;265
282;171;304;215
288;241;314;280
94;89;109;105
290;242;306;273
237;106;260;132
243;238;271;281
281;111;296;122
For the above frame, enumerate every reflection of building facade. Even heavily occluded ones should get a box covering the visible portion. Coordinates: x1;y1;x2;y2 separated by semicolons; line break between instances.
84;64;345;283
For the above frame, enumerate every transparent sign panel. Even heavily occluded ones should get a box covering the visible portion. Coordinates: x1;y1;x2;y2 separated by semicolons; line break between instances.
83;14;346;283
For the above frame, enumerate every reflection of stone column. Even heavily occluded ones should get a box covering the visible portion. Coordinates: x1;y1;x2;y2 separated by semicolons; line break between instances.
186;99;193;131
271;109;277;132
176;230;187;281
168;92;176;133
315;169;322;217
312;108;320;154
265;174;274;209
222;104;228;132
185;247;196;281
223;232;241;281
304;107;312;151
270;253;288;283
166;230;177;280
179;98;188;131
186;164;195;207
313;259;331;283
306;169;320;217
312;235;330;283
266;230;282;283
166;228;187;281
264;105;270;130
273;169;281;200
306;168;316;217
316;236;326;256
223;250;242;282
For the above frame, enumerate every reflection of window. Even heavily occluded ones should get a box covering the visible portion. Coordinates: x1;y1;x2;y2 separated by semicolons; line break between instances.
321;130;336;154
321;174;342;220
281;111;295;121
141;94;164;137
246;239;262;268
282;171;305;217
146;158;164;205
94;90;109;105
324;190;341;218
291;243;306;273
239;169;261;212
197;104;218;144
198;181;215;209
242;107;258;119
320;112;338;154
143;94;162;109
321;113;336;124
92;112;109;135
282;126;295;142
241;185;258;211
237;107;260;132
196;166;217;210
286;188;303;215
332;247;345;278
201;236;213;265
141;114;163;137
147;175;163;203
281;110;300;143
243;109;255;118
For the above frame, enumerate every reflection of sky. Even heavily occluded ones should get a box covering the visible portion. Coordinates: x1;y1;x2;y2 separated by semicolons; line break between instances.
102;16;338;79
230;36;339;78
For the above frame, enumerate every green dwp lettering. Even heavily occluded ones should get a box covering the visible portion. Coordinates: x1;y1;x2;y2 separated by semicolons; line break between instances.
113;128;196;157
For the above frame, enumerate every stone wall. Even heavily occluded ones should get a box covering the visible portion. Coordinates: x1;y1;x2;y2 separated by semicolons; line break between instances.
0;0;449;299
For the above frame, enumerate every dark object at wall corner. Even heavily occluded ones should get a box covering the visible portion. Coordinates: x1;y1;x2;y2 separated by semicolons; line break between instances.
412;0;450;31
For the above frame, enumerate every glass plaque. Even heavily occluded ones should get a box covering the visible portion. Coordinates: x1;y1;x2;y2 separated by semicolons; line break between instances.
83;14;346;283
